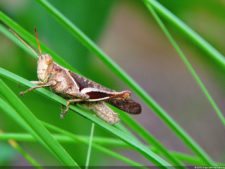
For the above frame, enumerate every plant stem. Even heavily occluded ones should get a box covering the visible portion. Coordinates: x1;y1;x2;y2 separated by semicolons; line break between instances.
85;123;95;169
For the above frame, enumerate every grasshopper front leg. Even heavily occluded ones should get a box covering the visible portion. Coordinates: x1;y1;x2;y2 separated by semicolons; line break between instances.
20;80;56;96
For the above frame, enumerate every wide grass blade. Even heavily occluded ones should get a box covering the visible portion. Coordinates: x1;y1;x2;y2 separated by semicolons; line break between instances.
32;0;214;165
143;0;225;68
0;80;79;167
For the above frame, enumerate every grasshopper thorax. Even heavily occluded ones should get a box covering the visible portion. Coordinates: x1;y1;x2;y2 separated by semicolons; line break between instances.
37;54;53;82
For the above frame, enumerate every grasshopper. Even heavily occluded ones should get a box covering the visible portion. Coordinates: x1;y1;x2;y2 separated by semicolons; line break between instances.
15;29;141;124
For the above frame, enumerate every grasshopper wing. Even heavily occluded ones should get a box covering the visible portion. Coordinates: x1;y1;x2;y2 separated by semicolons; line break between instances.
108;98;141;114
69;71;131;101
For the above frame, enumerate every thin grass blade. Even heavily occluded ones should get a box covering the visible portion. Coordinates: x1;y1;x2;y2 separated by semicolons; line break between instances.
144;0;225;129
143;0;225;68
85;123;95;169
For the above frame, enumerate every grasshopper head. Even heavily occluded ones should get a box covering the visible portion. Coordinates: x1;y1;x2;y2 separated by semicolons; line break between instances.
37;54;53;82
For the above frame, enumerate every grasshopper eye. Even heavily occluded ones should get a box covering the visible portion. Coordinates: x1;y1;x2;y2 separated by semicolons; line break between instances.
45;55;53;65
46;58;52;64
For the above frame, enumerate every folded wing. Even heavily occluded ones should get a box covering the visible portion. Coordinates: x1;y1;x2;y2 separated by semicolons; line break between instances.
108;98;141;114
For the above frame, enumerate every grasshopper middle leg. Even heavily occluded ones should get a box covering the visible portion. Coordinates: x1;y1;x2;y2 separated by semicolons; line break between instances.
60;98;84;119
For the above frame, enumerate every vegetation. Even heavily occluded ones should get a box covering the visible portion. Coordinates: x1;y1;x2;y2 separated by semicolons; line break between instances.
0;0;224;167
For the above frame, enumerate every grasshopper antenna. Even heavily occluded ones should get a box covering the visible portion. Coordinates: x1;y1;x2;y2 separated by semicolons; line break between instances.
34;27;42;56
9;29;37;56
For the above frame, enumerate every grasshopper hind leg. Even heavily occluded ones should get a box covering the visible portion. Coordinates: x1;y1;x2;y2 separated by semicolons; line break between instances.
83;102;120;124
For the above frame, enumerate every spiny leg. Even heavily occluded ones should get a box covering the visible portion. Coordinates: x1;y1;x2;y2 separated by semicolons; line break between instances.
60;99;84;119
20;81;54;96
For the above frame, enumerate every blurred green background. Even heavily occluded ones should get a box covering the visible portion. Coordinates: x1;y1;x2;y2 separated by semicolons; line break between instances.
0;0;225;166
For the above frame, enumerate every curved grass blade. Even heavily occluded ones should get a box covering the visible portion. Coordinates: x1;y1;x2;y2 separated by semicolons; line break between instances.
143;0;225;68
0;80;80;168
0;68;171;167
144;0;225;129
32;0;214;165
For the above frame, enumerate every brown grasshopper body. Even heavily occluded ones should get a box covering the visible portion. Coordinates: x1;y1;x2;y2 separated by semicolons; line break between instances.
19;29;141;124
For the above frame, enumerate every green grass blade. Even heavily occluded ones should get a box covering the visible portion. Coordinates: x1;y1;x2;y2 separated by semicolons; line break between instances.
0;80;80;167
0;100;40;139
119;112;185;167
0;98;50;151
42;122;146;168
2;133;224;166
0;68;171;167
144;0;225;129
0;133;127;147
85;123;95;169
0;12;75;71
113;108;185;167
0;26;37;58
9;140;42;168
32;0;214;165
169;152;224;166
144;0;225;68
